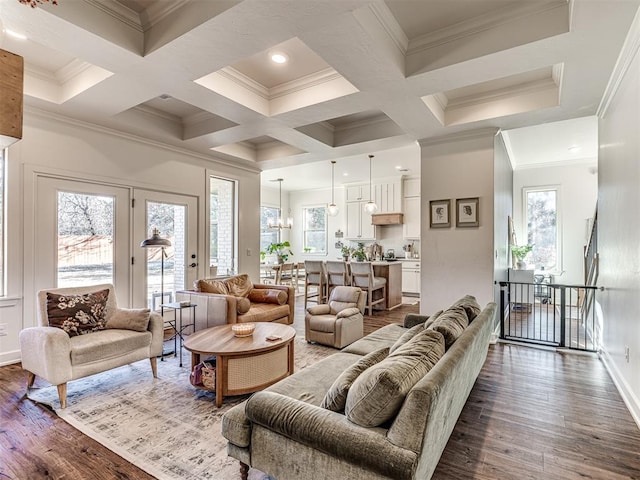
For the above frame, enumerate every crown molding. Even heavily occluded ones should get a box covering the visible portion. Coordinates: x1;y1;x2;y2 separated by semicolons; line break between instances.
132;104;181;123
141;0;190;32
25;63;57;84
407;0;567;56
332;113;392;132
598;6;640;117
270;68;343;99
23;105;261;174
218;67;269;100
418;127;499;147
85;0;143;32
367;2;409;56
55;59;94;84
513;156;597;171
499;130;517;170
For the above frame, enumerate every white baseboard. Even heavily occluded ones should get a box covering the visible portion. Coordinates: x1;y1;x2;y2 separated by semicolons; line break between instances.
600;347;640;429
0;349;21;367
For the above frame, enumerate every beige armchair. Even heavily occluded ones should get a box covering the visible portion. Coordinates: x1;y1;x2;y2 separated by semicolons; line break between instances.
305;286;366;348
19;284;164;408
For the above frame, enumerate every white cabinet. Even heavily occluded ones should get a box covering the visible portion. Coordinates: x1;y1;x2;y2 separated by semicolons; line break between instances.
346;185;366;202
401;260;421;294
403;196;420;239
403;177;420;197
346;202;375;240
373;180;402;213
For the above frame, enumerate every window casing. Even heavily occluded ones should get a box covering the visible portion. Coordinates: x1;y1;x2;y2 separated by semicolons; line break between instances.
303;205;327;254
0;151;4;295
210;176;237;276
524;186;560;271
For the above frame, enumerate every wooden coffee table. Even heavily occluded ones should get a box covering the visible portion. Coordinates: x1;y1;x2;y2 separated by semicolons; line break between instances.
183;322;296;407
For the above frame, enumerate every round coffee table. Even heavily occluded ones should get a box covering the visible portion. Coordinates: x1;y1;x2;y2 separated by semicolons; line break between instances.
184;322;296;407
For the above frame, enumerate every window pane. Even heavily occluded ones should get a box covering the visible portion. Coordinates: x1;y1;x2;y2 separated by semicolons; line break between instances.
527;190;557;270
260;206;280;253
146;202;186;309
303;206;327;254
210;177;236;276
57;192;114;287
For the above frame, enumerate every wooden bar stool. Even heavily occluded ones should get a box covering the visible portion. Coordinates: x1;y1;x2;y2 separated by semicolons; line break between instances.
304;260;327;309
350;261;386;316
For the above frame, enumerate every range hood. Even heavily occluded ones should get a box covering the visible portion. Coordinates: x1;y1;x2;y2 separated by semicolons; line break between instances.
371;213;404;225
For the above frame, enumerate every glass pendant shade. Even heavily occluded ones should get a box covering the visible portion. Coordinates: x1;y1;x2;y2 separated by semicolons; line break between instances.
328;160;339;217
364;154;378;214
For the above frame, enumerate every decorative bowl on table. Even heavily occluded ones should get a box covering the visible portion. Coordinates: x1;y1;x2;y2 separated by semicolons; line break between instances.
232;323;255;337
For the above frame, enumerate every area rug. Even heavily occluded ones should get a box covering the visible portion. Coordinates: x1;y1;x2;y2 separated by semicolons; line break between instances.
26;337;334;480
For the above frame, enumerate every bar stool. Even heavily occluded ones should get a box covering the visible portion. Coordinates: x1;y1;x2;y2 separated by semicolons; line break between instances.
326;260;350;296
350;261;386;316
304;260;327;309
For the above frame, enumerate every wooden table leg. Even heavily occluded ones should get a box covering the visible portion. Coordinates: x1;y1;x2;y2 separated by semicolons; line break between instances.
190;352;200;371
215;354;223;407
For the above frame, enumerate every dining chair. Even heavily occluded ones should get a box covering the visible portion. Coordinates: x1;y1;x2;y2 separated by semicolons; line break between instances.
275;262;295;287
304;260;327;309
349;261;386;316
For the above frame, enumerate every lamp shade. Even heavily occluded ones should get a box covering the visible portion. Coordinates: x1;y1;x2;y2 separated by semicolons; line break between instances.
140;228;171;248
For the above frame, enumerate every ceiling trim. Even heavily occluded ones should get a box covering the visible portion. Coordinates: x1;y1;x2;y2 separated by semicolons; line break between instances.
367;2;409;55
133;104;181;123
270;68;343;100
500;130;517;170
598;6;640;117
87;0;143;32
407;0;567;55
447;76;558;109
418;127;499;147
56;59;93;84
219;67;269;100
24;105;262;174
513;156;597;171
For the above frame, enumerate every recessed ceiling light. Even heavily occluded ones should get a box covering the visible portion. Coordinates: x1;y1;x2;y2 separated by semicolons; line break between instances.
395;165;402;170
568;145;580;153
343;172;349;177
6;29;27;40
270;52;288;64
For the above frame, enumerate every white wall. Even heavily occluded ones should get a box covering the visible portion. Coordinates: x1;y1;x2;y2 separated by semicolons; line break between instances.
597;14;640;426
0;110;261;365
419;130;497;314
494;134;514;303
512;162;597;284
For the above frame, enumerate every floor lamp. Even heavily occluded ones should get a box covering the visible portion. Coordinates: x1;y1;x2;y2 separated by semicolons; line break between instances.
140;228;172;310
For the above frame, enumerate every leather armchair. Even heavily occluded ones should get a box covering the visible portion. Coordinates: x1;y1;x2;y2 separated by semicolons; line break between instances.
305;286;366;348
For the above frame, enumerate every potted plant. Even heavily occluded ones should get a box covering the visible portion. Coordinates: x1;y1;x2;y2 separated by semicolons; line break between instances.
267;241;293;264
340;245;352;261
352;242;367;262
511;244;533;269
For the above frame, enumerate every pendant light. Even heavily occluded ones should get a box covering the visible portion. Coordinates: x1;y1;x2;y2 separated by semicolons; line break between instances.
327;160;339;217
268;178;293;229
363;154;378;214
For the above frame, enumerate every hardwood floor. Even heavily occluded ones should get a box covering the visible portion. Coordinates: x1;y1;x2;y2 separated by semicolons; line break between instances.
1;298;639;479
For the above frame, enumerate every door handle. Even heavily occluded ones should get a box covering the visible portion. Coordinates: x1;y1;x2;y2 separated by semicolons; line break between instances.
189;263;197;268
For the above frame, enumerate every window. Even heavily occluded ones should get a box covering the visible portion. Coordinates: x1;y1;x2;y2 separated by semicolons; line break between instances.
210;176;237;276
525;187;560;271
260;205;280;253
303;205;327;254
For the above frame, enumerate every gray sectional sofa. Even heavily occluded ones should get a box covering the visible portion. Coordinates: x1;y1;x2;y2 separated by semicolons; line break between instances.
222;295;496;480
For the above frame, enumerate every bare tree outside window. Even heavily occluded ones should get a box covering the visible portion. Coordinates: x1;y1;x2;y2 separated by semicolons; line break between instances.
303;206;327;254
526;188;558;270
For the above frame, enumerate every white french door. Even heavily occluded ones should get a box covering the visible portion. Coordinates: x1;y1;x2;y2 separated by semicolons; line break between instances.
34;176;132;305
132;190;198;310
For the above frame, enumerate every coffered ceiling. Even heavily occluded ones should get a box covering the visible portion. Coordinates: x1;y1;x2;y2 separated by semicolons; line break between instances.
0;0;637;182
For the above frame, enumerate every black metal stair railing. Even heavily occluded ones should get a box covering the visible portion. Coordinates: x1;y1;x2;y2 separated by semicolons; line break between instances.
499;281;601;352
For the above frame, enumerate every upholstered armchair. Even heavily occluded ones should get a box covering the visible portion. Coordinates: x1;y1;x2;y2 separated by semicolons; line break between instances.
19;284;164;408
305;286;366;348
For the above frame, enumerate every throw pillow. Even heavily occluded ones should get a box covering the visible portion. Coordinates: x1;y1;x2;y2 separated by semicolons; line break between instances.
451;295;482;322
248;288;287;305
106;308;151;332
236;297;251;314
225;274;254;297
428;305;468;349
46;289;110;337
321;347;389;412
423;309;444;330
196;279;228;294
389;323;424;354
345;329;445;427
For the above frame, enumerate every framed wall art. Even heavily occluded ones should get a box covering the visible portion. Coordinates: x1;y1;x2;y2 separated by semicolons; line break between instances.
429;199;451;228
456;197;479;228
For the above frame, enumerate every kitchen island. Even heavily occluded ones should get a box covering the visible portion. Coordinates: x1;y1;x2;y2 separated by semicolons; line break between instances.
371;261;403;310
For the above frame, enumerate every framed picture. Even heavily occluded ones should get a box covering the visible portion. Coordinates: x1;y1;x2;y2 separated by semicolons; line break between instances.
456;197;479;228
429;199;451;228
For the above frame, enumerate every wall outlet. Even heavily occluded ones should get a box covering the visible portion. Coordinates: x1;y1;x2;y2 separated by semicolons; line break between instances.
0;323;7;336
624;345;630;363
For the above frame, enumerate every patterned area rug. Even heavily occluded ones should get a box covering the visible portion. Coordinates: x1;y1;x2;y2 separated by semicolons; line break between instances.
26;337;334;480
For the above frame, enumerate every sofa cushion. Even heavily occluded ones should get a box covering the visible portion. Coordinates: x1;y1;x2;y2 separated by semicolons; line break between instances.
321;347;389;412
389;323;424;354
225;274;254;297
196;279;228;294
342;323;405;356
238;303;289;323
450;295;482;322
46;289;110;337
345;329;445;427
248;288;287;305
70;329;152;365
307;314;339;334
429;305;468;349
106;308;150;332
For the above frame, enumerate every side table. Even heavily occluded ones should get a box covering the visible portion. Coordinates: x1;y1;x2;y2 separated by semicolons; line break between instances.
160;302;196;367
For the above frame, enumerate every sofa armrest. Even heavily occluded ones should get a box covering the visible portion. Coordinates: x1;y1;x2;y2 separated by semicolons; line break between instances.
19;326;73;385
403;313;430;328
148;312;164;356
246;391;416;479
336;307;360;319
254;283;295;324
307;304;330;315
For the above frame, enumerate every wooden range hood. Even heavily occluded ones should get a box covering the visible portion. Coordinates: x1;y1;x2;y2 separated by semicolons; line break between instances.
0;48;24;149
371;212;404;225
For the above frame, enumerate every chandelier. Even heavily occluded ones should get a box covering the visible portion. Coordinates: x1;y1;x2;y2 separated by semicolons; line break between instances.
269;178;293;229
